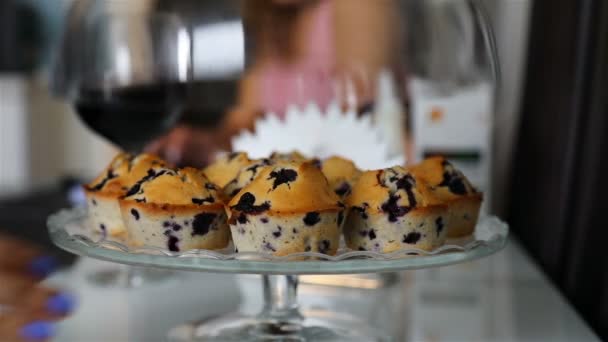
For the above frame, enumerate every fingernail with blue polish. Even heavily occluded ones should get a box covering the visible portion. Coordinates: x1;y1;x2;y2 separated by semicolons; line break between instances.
20;321;56;340
47;292;77;315
29;256;58;278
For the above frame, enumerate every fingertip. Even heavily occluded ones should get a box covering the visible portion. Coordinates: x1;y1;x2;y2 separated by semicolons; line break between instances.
144;139;162;153
165;131;191;165
28;256;58;278
19;321;56;341
46;292;77;315
165;144;184;165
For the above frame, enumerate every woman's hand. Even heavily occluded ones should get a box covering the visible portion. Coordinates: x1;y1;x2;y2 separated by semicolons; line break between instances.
145;125;224;168
145;108;262;168
0;235;76;341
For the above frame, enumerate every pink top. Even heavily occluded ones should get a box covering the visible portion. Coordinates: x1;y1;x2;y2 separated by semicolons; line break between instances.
259;0;335;117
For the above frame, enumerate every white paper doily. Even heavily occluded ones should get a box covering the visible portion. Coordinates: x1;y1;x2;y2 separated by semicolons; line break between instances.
231;101;404;169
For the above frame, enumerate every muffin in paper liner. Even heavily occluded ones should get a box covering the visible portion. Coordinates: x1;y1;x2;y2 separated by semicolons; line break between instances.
227;161;344;256
84;153;168;240
344;166;449;252
119;167;229;252
409;157;482;238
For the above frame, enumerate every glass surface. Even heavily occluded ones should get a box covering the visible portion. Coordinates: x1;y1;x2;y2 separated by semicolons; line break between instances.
50;241;600;342
48;208;508;275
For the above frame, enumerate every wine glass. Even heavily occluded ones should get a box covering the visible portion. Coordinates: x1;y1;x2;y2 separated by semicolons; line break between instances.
71;12;191;152
54;11;192;287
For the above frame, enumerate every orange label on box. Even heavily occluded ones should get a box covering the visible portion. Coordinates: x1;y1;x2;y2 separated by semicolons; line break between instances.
430;107;444;123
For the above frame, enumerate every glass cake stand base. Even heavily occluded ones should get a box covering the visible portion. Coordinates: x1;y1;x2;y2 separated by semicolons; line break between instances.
168;275;389;342
48;208;509;341
86;264;174;288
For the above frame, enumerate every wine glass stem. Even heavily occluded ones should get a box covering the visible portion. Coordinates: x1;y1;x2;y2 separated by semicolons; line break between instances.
258;275;304;324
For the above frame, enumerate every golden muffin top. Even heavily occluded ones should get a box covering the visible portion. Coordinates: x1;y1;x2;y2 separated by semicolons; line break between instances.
346;166;442;222
320;156;361;198
409;157;478;199
123;167;221;206
86;153;168;195
223;158;274;198
228;161;341;214
203;152;252;188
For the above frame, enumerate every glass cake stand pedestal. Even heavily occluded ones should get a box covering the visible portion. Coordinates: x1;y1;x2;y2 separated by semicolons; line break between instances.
48;208;508;341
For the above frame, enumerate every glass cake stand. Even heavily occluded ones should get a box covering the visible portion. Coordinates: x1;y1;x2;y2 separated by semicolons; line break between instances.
48;208;508;341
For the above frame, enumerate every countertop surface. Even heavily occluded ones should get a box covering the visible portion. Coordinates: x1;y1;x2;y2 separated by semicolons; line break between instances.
46;238;599;342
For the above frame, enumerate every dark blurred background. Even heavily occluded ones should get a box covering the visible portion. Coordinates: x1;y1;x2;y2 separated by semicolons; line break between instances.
508;0;608;339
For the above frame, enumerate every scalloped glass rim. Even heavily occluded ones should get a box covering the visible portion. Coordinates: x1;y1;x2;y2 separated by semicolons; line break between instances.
48;208;508;275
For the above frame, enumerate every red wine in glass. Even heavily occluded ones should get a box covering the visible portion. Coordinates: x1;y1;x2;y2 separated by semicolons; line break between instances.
75;82;187;152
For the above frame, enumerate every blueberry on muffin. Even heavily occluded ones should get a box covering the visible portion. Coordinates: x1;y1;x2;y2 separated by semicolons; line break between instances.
344;166;449;252
227;161;344;256
84;153;168;240
203;152;252;188
319;156;361;198
410;157;482;237
223;158;274;199
119;167;229;252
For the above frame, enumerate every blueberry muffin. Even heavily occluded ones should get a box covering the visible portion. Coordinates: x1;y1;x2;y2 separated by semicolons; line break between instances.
223;158;274;199
203;152;252;188
320;156;361;198
227;161;344;256
119;167;229;252
410;157;482;237
344;166;449;252
84;153;168;240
